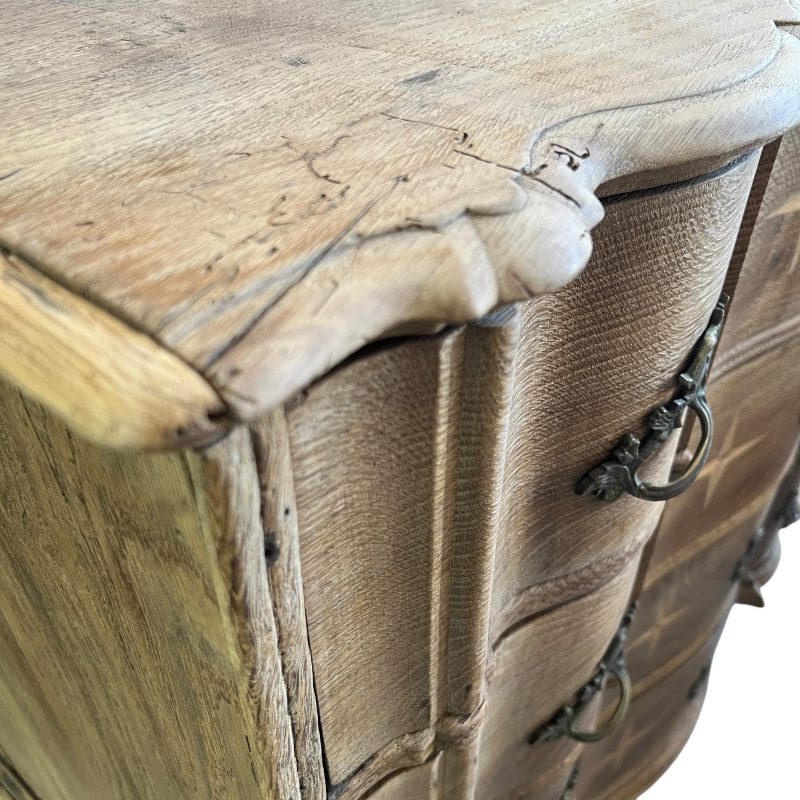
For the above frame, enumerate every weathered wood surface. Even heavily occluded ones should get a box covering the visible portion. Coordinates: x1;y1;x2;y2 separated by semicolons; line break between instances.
575;625;724;800
574;125;800;793
489;153;756;633
288;331;466;787
279;153;757;797
476;557;641;800
0;250;226;450
2;7;800;800
1;128;796;800
252;411;326;800
189;429;303;799
2;1;800;446
0;385;288;799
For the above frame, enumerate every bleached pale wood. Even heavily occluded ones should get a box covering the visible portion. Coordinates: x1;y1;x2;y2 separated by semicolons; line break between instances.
1;1;799;445
287;331;465;787
441;321;519;800
2;7;800;800
474;556;641;798
0;251;226;450
252;411;326;800
489;153;758;637
273;150;761;799
576;191;800;796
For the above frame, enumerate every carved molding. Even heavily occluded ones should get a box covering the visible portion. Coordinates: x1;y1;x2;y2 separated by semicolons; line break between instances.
1;3;799;447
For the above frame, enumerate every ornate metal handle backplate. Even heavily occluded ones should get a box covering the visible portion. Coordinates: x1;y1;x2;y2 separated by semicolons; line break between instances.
576;294;729;502
528;605;636;745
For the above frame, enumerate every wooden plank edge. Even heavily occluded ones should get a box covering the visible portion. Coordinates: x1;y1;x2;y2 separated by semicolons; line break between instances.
0;248;230;451
188;429;302;799
252;411;326;800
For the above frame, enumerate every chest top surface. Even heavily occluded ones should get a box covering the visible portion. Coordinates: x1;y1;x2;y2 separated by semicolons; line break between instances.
2;0;800;449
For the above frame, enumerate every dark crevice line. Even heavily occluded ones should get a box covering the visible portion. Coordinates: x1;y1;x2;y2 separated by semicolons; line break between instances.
526;175;582;208
245;426;303;796
0;749;43;800
309;612;333;793
490;529;650;652
600;151;756;206
1;241;165;350
492;577;613;656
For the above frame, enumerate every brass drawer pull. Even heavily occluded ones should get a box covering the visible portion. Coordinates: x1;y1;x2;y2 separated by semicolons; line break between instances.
576;295;728;502
529;606;635;745
566;662;631;743
781;490;800;528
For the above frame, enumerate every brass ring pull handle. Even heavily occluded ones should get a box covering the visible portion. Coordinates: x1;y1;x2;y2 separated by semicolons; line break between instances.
635;394;712;501
528;606;636;746
576;295;728;503
566;663;631;743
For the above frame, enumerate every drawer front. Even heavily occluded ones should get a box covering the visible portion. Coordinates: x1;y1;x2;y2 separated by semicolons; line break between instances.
288;332;469;787
574;626;724;799
571;133;800;799
627;338;800;687
488;153;757;639
717;129;800;373
475;557;639;800
286;155;758;796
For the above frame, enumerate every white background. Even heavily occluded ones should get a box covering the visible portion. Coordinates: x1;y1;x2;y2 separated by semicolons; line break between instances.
641;521;800;798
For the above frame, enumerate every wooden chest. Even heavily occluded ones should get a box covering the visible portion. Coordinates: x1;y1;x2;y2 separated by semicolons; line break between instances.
2;3;800;798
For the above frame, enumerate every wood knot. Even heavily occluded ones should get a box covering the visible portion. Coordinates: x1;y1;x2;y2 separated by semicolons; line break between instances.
264;533;280;563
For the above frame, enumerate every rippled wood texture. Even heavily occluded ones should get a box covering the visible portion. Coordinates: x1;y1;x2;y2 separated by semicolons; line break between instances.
2;6;800;800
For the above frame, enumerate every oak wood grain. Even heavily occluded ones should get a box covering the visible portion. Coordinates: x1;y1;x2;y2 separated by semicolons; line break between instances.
489;152;757;636
276;151;759;798
252;411;326;800
575;626;724;800
0;385;279;799
0;251;226;450
189;429;303;799
1;8;800;799
476;557;641;800
1;1;799;445
288;331;466;786
363;756;441;800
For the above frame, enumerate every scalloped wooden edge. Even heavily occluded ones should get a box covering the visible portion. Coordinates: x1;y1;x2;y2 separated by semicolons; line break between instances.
208;26;800;424
3;23;800;450
0;250;228;450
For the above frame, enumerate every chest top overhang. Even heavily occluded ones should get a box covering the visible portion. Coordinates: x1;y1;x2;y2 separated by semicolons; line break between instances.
2;0;800;450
